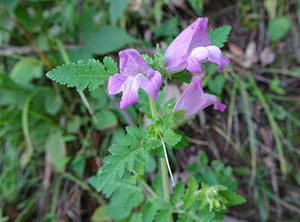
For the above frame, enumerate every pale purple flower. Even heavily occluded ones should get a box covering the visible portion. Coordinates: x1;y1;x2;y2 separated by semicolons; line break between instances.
173;75;226;119
164;18;230;74
108;49;162;109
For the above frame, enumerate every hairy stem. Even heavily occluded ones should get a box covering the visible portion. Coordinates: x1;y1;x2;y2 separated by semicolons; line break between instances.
148;95;173;222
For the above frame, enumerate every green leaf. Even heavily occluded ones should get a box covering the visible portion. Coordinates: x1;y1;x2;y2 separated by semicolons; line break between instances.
91;205;110;222
129;212;142;222
10;58;43;87
67;115;81;134
45;131;67;172
94;110;118;130
90;127;148;191
207;74;226;95
86;26;136;55
170;70;191;83
68;46;93;63
46;58;117;91
155;17;179;38
199;150;209;165
269;77;285;94
107;0;128;25
44;94;62;115
188;0;204;16
71;155;86;175
104;172;144;220
0;0;19;14
173;130;189;149
163;129;181;147
141;199;161;222
268;17;291;42
208;26;232;48
153;205;172;222
183;176;198;210
219;190;247;206
126;126;146;140
171;180;185;203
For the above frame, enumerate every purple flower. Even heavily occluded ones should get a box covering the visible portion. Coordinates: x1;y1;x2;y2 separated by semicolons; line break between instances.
108;49;162;109
164;18;230;74
173;76;226;119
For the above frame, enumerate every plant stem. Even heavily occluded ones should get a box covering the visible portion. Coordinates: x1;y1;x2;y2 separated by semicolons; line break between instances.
148;94;158;121
161;157;170;202
148;95;173;222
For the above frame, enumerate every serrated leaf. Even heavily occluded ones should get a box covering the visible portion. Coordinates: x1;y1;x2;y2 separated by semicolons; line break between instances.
163;129;181;147
171;180;185;203
142;137;161;151
170;70;191;83
141;200;161;222
90;145;144;191
208;26;232;48
103;56;118;75
104;172;144;220
46;58;117;91
183;176;198;210
173;130;189;149
219;190;247;206
126;126;146;140
153;205;172;222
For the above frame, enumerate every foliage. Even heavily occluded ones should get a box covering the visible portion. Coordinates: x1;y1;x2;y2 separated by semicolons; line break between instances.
46;57;118;91
1;0;299;221
208;25;232;48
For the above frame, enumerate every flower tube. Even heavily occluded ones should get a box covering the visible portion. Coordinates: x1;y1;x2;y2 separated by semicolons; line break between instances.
173;75;226;119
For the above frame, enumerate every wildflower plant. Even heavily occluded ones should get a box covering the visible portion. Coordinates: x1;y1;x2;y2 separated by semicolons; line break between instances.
47;18;246;221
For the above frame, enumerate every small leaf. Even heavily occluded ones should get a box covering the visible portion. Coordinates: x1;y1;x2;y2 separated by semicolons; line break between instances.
163;129;181;147
45;131;67;172
268;17;291;42
94;110;118;130
183;176;198;210
199;150;208;165
170;70;191;83
44;94;63;115
10;58;43;86
219;190;247;206
141;200;161;222
209;26;232;48
171;180;185;203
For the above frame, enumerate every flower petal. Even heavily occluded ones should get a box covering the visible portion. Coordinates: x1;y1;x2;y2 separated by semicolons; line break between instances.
141;70;162;100
164;18;211;74
186;57;205;73
108;74;126;95
173;76;226;118
119;49;152;76
120;75;144;109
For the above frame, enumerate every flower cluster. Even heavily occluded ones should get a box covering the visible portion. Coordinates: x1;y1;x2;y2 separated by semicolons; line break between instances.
108;17;230;117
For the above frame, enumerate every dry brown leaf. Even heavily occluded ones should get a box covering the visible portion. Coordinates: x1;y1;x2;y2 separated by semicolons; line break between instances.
260;47;276;66
259;126;274;148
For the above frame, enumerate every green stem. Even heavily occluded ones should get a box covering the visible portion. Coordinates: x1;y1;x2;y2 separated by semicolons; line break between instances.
161;157;170;202
148;94;158;120
148;95;173;222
